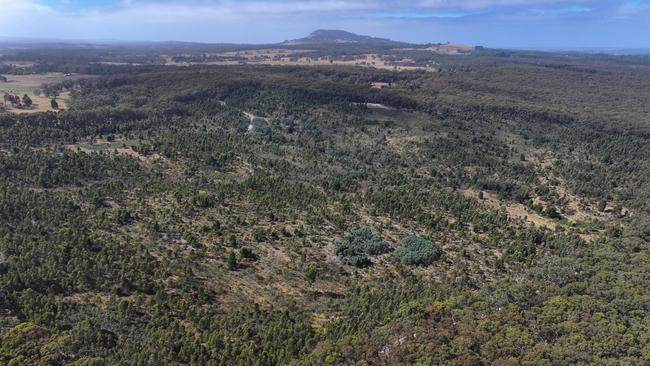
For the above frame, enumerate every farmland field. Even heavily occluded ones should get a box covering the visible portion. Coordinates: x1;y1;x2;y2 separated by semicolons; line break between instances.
0;72;87;94
0;73;90;112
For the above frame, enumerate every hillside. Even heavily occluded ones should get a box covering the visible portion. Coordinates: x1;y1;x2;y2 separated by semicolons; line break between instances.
1;50;650;365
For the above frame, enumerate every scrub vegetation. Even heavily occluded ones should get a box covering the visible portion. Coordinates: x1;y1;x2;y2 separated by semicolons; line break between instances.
1;43;650;365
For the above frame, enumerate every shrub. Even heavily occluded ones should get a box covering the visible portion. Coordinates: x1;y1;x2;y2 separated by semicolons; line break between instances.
227;251;237;270
115;207;133;225
337;227;390;255
341;252;372;268
335;227;390;267
305;263;318;283
192;191;216;208
239;247;257;260
395;235;442;266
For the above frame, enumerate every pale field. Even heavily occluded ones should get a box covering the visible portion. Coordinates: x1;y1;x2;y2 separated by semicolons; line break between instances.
395;44;475;55
463;188;560;230
210;48;314;58
164;50;439;72
462;188;598;242
371;82;391;89
2;93;69;114
0;61;36;67
0;73;81;95
0;73;89;113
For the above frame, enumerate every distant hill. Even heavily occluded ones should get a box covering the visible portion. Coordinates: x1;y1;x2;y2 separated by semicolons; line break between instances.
284;29;408;47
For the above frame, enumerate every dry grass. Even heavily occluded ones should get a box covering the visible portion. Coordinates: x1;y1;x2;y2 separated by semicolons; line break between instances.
214;48;314;58
1;73;83;94
3;94;68;114
394;44;474;55
462;188;601;242
164;52;438;72
63;140;167;164
371;82;391;89
0;72;89;114
352;102;392;110
463;188;558;230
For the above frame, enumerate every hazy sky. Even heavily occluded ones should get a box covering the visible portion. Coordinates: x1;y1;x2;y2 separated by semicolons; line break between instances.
1;0;649;48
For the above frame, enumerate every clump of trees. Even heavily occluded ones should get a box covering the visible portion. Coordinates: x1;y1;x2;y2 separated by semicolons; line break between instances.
22;95;32;107
395;235;442;266
1;94;32;108
40;83;61;98
335;227;391;267
3;94;20;107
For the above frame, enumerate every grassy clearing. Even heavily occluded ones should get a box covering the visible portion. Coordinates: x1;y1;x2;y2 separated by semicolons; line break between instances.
0;73;89;113
1;73;75;94
6;94;69;113
165;51;438;72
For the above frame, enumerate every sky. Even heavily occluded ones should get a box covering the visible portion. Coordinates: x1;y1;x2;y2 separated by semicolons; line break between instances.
0;0;649;48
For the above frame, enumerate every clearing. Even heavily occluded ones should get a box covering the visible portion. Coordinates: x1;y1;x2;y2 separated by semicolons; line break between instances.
165;51;439;72
0;72;89;113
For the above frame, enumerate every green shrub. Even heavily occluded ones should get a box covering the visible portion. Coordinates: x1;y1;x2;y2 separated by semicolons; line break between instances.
227;251;237;270
335;227;390;267
115;207;133;225
192;191;216;208
395;235;442;266
239;247;257;260
337;227;390;254
71;358;106;366
305;263;318;283
342;252;372;268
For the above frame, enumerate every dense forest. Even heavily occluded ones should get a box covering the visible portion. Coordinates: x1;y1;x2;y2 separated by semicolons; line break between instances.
1;46;650;365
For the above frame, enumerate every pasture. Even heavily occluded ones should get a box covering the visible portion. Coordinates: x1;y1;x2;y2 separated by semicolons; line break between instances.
0;73;88;113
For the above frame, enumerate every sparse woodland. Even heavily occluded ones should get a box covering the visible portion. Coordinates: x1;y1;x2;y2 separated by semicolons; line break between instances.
1;47;650;365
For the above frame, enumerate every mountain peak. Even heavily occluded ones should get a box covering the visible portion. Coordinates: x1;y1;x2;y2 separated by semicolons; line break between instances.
307;30;366;41
284;29;405;46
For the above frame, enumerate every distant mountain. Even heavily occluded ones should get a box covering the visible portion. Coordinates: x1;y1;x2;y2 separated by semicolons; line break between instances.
284;30;408;46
